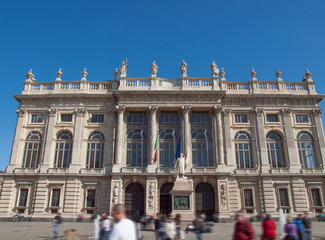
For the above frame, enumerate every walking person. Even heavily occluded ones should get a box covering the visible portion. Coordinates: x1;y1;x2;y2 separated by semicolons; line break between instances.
262;214;276;240
192;213;204;240
293;214;304;240
284;216;297;240
100;213;112;240
175;214;185;240
154;213;162;240
52;213;63;239
302;211;312;240
165;215;177;240
233;211;255;240
158;214;167;240
110;204;137;240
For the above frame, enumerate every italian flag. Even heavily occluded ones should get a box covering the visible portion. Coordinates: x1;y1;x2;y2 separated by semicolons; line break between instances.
153;135;158;163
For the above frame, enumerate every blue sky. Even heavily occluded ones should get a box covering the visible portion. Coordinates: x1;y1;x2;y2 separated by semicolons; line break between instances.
0;0;325;171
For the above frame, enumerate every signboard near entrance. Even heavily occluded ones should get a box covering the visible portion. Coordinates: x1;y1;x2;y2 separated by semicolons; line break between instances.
174;195;190;210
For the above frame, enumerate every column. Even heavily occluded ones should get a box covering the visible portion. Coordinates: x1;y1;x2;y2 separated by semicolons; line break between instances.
181;105;192;169
147;106;158;172
40;108;57;173
104;110;115;173
6;109;27;172
252;108;269;173
223;109;233;168
115;106;126;166
70;108;87;173
216;106;225;165
281;108;300;172
209;109;219;166
312;109;325;168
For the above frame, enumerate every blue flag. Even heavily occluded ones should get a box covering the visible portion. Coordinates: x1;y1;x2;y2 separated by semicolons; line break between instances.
175;135;182;160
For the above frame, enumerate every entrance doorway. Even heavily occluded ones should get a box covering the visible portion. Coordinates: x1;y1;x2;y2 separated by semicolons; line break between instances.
160;182;174;215
195;182;215;221
125;183;144;222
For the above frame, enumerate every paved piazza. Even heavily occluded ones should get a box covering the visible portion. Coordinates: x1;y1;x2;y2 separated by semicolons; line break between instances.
0;221;324;240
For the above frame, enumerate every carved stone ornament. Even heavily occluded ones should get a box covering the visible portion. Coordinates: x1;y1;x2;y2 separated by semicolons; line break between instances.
181;105;191;114
312;109;322;117
25;69;36;82
252;107;264;117
48;108;57;117
180;60;187;77
74;108;87;117
119;59;128;77
220;184;227;209
16;108;27;117
214;105;223;113
112;183;119;204
281;108;292;117
81;68;88;81
56;68;63;81
147;105;159;115
250;68;257;81
116;105;126;114
211;61;219;77
148;183;155;210
113;68;119;80
220;68;226;81
223;109;231;117
275;68;282;81
151;61;158;77
303;69;313;82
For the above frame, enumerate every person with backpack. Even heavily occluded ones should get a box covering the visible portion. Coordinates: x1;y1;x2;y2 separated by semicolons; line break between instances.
233;211;255;240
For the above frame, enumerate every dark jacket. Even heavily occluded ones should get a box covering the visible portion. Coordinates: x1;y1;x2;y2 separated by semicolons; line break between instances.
233;220;255;240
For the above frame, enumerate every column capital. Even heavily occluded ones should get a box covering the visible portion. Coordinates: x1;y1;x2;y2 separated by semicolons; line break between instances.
252;107;264;117
16;108;27;118
73;108;87;117
223;108;231;117
181;105;192;114
147;105;159;115
47;108;57;117
116;105;127;114
281;108;292;117
312;108;322;117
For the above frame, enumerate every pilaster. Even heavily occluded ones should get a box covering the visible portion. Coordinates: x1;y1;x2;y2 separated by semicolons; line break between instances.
147;105;158;173
291;178;308;213
113;106;126;171
181;105;192;170
312;109;325;169
110;177;123;211
146;177;158;216
223;109;234;169
104;111;115;173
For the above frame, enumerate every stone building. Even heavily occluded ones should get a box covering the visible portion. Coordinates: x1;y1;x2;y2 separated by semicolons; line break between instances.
0;62;325;221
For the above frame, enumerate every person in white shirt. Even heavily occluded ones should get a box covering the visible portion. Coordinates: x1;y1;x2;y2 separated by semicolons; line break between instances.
165;215;177;240
110;204;137;240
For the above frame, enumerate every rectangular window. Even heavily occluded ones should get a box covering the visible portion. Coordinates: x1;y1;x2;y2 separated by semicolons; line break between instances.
235;114;248;123
296;115;309;123
31;114;43;123
91;114;104;123
86;190;96;208
244;189;254;207
18;189;29;207
311;188;323;207
267;114;278;122
61;114;72;122
51;189;61;207
279;188;290;207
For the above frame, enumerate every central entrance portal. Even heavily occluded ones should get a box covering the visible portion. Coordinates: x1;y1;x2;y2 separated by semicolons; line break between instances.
125;183;144;222
159;182;174;215
195;182;215;221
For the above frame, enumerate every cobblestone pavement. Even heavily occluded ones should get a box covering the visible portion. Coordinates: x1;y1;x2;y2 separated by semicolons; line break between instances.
0;221;324;240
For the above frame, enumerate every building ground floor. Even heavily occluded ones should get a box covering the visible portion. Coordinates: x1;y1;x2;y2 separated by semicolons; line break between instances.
0;173;324;221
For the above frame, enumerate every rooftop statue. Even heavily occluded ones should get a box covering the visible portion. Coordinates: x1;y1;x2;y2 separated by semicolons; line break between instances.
151;61;158;77
119;59;128;77
180;60;187;77
211;61;219;77
26;69;35;82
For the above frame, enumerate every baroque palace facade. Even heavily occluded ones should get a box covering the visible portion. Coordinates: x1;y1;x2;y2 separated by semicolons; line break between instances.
0;60;325;221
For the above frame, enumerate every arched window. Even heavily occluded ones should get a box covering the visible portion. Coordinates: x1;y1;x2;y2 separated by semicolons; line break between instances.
235;131;253;169
297;131;318;168
191;129;213;167
126;129;147;167
54;131;73;168
22;131;42;168
266;132;285;168
159;129;179;167
86;131;105;168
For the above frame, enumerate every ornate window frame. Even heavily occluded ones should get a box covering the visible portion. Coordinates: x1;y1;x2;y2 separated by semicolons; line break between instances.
29;112;45;125
239;182;256;214
47;183;64;214
264;112;281;125
15;182;33;214
232;112;251;126
58;112;75;125
274;182;292;213
82;183;99;214
87;112;106;125
306;182;324;213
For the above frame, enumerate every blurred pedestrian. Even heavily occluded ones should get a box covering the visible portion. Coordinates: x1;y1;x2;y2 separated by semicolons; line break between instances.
293;214;303;240
100;213;112;240
233;211;255;240
302;211;312;240
284;216;297;240
154;213;162;240
110;204;137;240
213;212;219;223
52;213;63;239
262;214;276;240
192;213;204;240
165;215;177;240
158;214;167;240
175;214;185;239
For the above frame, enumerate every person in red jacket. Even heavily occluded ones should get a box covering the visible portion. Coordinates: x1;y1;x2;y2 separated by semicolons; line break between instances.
233;211;255;240
262;214;276;240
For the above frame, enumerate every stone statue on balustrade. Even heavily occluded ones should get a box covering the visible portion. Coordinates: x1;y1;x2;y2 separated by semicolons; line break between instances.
151;61;158;77
211;61;219;77
180;60;187;77
175;153;187;179
119;59;128;77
